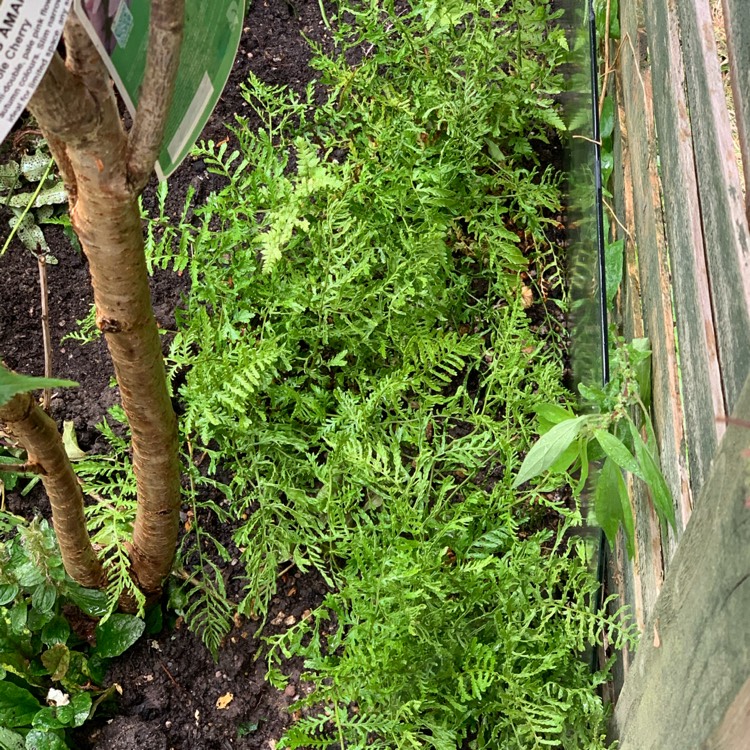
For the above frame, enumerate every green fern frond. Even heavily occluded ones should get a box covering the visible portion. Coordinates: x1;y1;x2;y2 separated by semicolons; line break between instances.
172;562;233;660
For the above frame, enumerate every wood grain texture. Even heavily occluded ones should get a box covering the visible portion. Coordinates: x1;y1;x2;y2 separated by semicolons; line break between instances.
613;39;664;631
607;110;640;693
705;676;750;750
722;0;750;218
618;0;690;567
678;0;750;412
644;0;725;501
611;372;750;749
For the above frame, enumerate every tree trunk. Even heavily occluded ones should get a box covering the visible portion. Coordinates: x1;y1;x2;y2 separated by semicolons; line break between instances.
0;392;105;588
23;5;185;595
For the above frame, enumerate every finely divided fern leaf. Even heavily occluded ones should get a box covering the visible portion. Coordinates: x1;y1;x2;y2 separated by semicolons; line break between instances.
173;562;233;660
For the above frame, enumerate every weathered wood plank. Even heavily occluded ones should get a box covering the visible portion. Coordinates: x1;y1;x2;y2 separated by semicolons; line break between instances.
722;0;750;218
613;13;665;630
643;0;725;500
618;0;690;569
607;105;641;692
611;372;750;748
677;0;750;412
705;676;750;750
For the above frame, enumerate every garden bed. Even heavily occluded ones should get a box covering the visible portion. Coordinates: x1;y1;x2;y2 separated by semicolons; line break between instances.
0;2;626;748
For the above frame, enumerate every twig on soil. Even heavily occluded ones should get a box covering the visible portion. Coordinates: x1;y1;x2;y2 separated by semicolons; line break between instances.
159;659;182;689
37;254;53;411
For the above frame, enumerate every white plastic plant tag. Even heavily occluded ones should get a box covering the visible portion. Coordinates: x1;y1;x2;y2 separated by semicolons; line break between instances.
0;0;72;144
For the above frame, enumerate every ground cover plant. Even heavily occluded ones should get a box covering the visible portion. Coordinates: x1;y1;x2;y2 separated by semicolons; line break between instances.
0;0;636;747
0;515;146;749
140;0;631;745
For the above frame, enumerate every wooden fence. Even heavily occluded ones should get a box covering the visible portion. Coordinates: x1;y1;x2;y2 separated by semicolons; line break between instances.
607;0;750;745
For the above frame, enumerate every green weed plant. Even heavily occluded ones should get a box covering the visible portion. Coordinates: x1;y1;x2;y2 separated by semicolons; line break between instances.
0;514;144;750
515;338;677;558
0;138;74;260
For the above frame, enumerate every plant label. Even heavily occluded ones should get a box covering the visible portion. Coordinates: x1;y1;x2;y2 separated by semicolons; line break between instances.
0;0;72;145
74;0;244;179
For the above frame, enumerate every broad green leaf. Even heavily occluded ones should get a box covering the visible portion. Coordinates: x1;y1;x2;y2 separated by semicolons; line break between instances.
630;338;653;408
14;561;45;587
31;583;57;614
24;729;68;750
144;604;163;635
534;403;575;433
65;584;109;618
629;422;677;530
7;185;67;209
9;601;28;634
0;160;20;189
614;462;636;559
513;416;591;488
575;438;590;495
601;150;614;186
0;682;41;728
0;584;19;606
609;0;621;38
594;458;623;549
0;653;33;683
70;691;92;727
600;96;615;139
26;606;54;633
605;238;623;306
94;614;145;658
548;437;581;475
10;216;50;255
41;616;70;647
62;651;90;688
0;728;24;750
61;422;87;461
19;153;51;182
578;382;606;406
593;429;643;479
41;644;70;681
30;707;64;731
86;653;108;685
0;366;77;408
484;138;505;163
52;703;74;727
0;471;19;492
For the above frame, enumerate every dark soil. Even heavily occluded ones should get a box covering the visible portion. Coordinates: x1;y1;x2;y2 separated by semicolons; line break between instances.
74;568;329;750
0;1;338;747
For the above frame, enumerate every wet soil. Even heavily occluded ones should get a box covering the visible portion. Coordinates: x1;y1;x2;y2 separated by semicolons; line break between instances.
0;2;337;748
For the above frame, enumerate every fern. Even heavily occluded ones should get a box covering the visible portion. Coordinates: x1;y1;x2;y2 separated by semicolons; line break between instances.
122;0;632;739
61;303;100;345
170;562;233;660
403;329;483;393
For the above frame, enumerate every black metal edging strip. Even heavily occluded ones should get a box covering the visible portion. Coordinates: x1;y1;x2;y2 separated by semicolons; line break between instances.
587;0;611;668
589;0;610;384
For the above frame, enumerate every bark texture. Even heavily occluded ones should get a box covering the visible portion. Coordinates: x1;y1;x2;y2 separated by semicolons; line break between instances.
24;6;185;594
0;393;105;588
